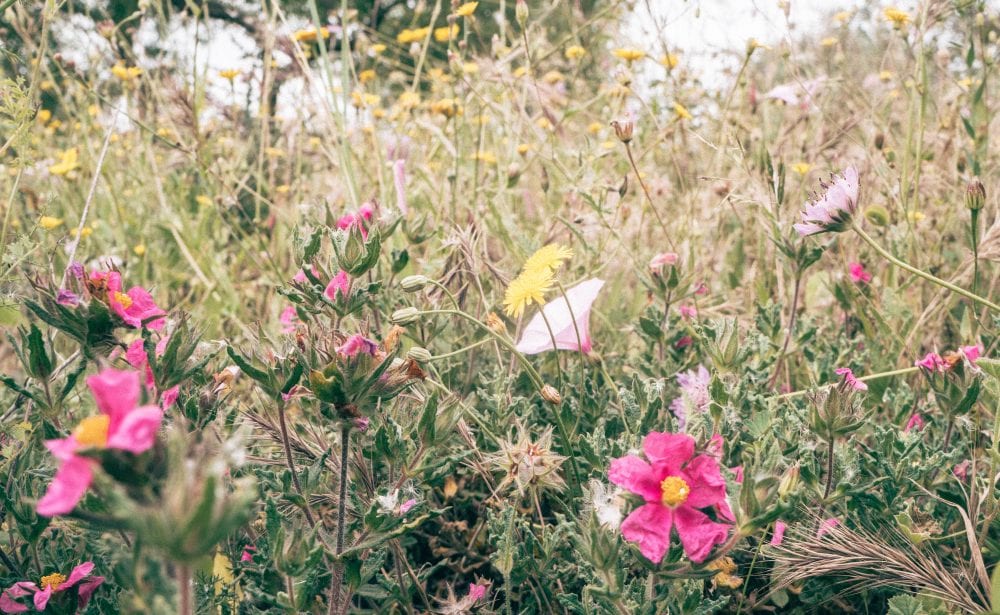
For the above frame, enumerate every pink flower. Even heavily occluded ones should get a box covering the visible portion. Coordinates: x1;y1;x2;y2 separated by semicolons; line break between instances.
37;369;163;517
515;278;604;355
670;365;710;428
834;367;867;391
764;77;825;109
648;252;678;274
0;561;104;613
694;282;708;296
904;413;925;433
90;271;166;330
817;517;840;538
56;289;79;306
392;159;408;215
678;304;697;319
324;270;351;301
240;545;256;563
337;203;375;239
915;352;946;372
399;498;417;514
279;305;301;334
848;262;872;284
960;345;981;363
608;432;731;563
794;166;860;236
467;583;487;602
675;335;692;349
336;334;378;358
770;520;787;546
124;336;170;389
953;460;970;481
353;417;371;432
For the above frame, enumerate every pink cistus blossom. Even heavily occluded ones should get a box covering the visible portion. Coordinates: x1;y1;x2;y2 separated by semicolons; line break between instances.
337;203;375;239
240;545;256;563
324;270;351;301
648;252;678;274
336;334;379;358
764;76;826;109
467;583;488;602
953;460;970;481
515;278;604;355
90;271;166;329
848;262;872;284
959;345;981;363
834;367;867;391
608;432;731;563
915;352;947;372
0;561;104;613
770;520;787;546
124;337;178;408
794;166;860;236
36;369;163;517
398;498;417;515
279;305;301;334
904;413;925;432
56;289;79;306
678;304;697;320
675;335;693;349
669;365;711;428
817;517;840;538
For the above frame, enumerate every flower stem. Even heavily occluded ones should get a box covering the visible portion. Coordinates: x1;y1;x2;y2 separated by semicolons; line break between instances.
278;401;317;527
178;564;192;615
777;366;919;400
823;438;836;500
328;424;351;615
853;223;1000;313
768;271;803;390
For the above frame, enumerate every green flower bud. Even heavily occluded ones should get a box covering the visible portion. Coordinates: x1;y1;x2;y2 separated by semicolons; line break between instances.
406;346;432;363
966;179;985;211
400;275;431;292
864;205;890;226
391;307;421;325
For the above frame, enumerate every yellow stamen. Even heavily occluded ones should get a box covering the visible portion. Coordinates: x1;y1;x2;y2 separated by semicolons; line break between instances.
660;476;690;507
113;291;133;309
39;572;67;591
74;415;110;448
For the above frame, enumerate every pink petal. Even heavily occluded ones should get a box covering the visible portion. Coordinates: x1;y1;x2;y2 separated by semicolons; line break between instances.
87;368;140;424
324;270;351;301
672;505;729;563
106;405;163;454
62;562;95;590
817;517;840;537
44;437;80;463
467;583;487;602
680;455;727;508
0;582;37;613
122;287;166;330
514;278;604;355
77;576;104;608
960;345;981;363
32;586;53;611
607;455;662;502
770;520;787;546
37;457;94;516
620;503;674;564
642;432;694;475
160;385;180;410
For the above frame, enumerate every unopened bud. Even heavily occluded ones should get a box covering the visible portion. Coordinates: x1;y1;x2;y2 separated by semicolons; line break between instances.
400;274;431;292
515;0;529;28
966;179;985;211
407;346;432;363
873;132;885;150
778;463;800;497
486;312;506;334
864;205;890;226
610;119;634;143
391;307;421;325
540;384;562;404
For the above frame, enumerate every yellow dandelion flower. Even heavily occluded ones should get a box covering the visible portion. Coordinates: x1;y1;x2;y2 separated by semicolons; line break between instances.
430;98;462;118
883;8;910;27
474;152;497;164
359;69;376;83
372;43;387;54
503;268;554;318
536;117;554;131
513;66;529;78
880;70;894;81
49;148;79;176
542;70;564;84
820;37;838;47
111;63;142;81
434;24;459;42
524;244;573;275
133;244;146;256
517;143;532;156
908;211;925;223
587;121;602;134
398;91;421;109
195;195;212;207
87;104;100;117
39;216;64;230
565;45;586;60
37;109;51;124
397;27;431;44
791;162;811;175
455;2;478;17
674;102;693;120
462;62;479;74
293;27;330;43
612;48;645;62
660;53;679;69
39;80;54;91
219;69;240;81
69;226;93;238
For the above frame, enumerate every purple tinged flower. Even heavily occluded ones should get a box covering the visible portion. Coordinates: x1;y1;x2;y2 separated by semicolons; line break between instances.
915;352;946;372
793;166;860;236
56;289;79;306
68;261;85;280
514;278;604;355
336;334;379;358
670;365;711;428
904;413;925;433
770;520;787;546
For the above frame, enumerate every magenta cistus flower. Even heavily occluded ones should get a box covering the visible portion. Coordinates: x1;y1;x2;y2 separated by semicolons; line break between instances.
834;367;867;391
793;166;860;236
0;561;104;613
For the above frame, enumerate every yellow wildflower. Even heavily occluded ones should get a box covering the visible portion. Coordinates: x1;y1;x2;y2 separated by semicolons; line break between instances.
674;102;693;120
880;70;894;81
565;45;586;60
359;69;376;83
660;53;679;69
111;63;142;81
834;10;852;23
264;147;285;158
37;109;52;124
883;8;910;27
524;244;573;276
39;216;64;231
612;48;645;62
503;268;554;318
513;66;529;78
49;148;80;176
69;226;93;238
517;143;532;156
462;62;479;74
455;2;478;17
791;162;811;175
536;117;554;131
133;244;146;256
292;27;330;43
397;27;431;44
398;91;422;109
474;152;497;164
372;43;387;54
219;69;240;81
542;70;564;84
430;98;462;118
587;121;602;134
908;211;925;223
820;37;838;47
434;24;459;42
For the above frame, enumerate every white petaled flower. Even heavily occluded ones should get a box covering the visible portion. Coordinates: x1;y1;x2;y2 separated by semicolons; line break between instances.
585;480;624;530
793;166;860;236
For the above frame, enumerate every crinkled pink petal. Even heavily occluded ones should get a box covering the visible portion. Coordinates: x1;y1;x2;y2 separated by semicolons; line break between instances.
118;286;165;330
716;498;736;523
37;457;94;517
607;455;662;502
45;437;80;463
399;498;417;514
324;270;351;301
515;278;604;355
915;352;945;372
160;385;180;409
679;455;727;508
960;345;981;363
620;503;674;564
32;585;54;612
87;368;140;425
61;562;95;590
672;504;729;563
642;432;694;474
106;405;163;454
0;582;37;613
77;576;104;608
771;520;787;546
468;582;487;602
817;517;840;537
336;334;378;357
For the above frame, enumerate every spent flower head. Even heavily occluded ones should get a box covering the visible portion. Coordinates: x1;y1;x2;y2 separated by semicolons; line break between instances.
793;166;860;236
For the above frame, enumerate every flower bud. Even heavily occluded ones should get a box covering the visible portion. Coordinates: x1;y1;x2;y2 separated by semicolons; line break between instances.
486;312;506;334
540;384;562;405
391;307;421;325
777;463;800;497
610;119;634;143
400;274;431;292
864;205;890;226
966;179;985;211
515;0;529;28
407;346;432;363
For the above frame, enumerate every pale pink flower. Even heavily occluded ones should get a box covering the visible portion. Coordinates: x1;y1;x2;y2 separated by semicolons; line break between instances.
678;304;697;319
834;367;867;391
37;369;163;517
670;365;711;428
353;417;371;432
514;278;604;355
770;520;787;546
324;270;351;301
124;336;170;389
336;334;378;358
764;77;825;109
240;545;256;563
904;413;925;432
817;517;840;537
279;305;301;334
399;498;417;514
794;166;860;236
915;352;946;372
468;583;488;602
0;561;103;613
608;432;731;563
848;262;872;284
960;345;981;363
337;203;375;239
953;460;970;481
648;252;678;274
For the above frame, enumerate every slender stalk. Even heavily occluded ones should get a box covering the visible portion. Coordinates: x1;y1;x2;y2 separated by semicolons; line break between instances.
278;401;317;527
970;208;980;296
768;271;803;389
823;438;836;500
178;564;192;615
778;366;919;400
623;141;677;251
328;424;351;615
853;223;1000;313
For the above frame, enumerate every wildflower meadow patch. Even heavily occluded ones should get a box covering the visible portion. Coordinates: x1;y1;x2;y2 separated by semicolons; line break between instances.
1;0;1000;613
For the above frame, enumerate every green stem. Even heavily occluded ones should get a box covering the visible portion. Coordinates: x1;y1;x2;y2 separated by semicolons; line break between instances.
853;223;1000;313
777;366;919;400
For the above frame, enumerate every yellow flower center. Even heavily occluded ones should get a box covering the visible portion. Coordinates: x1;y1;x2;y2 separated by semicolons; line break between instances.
113;291;133;309
660;476;690;507
39;572;67;591
74;415;110;448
